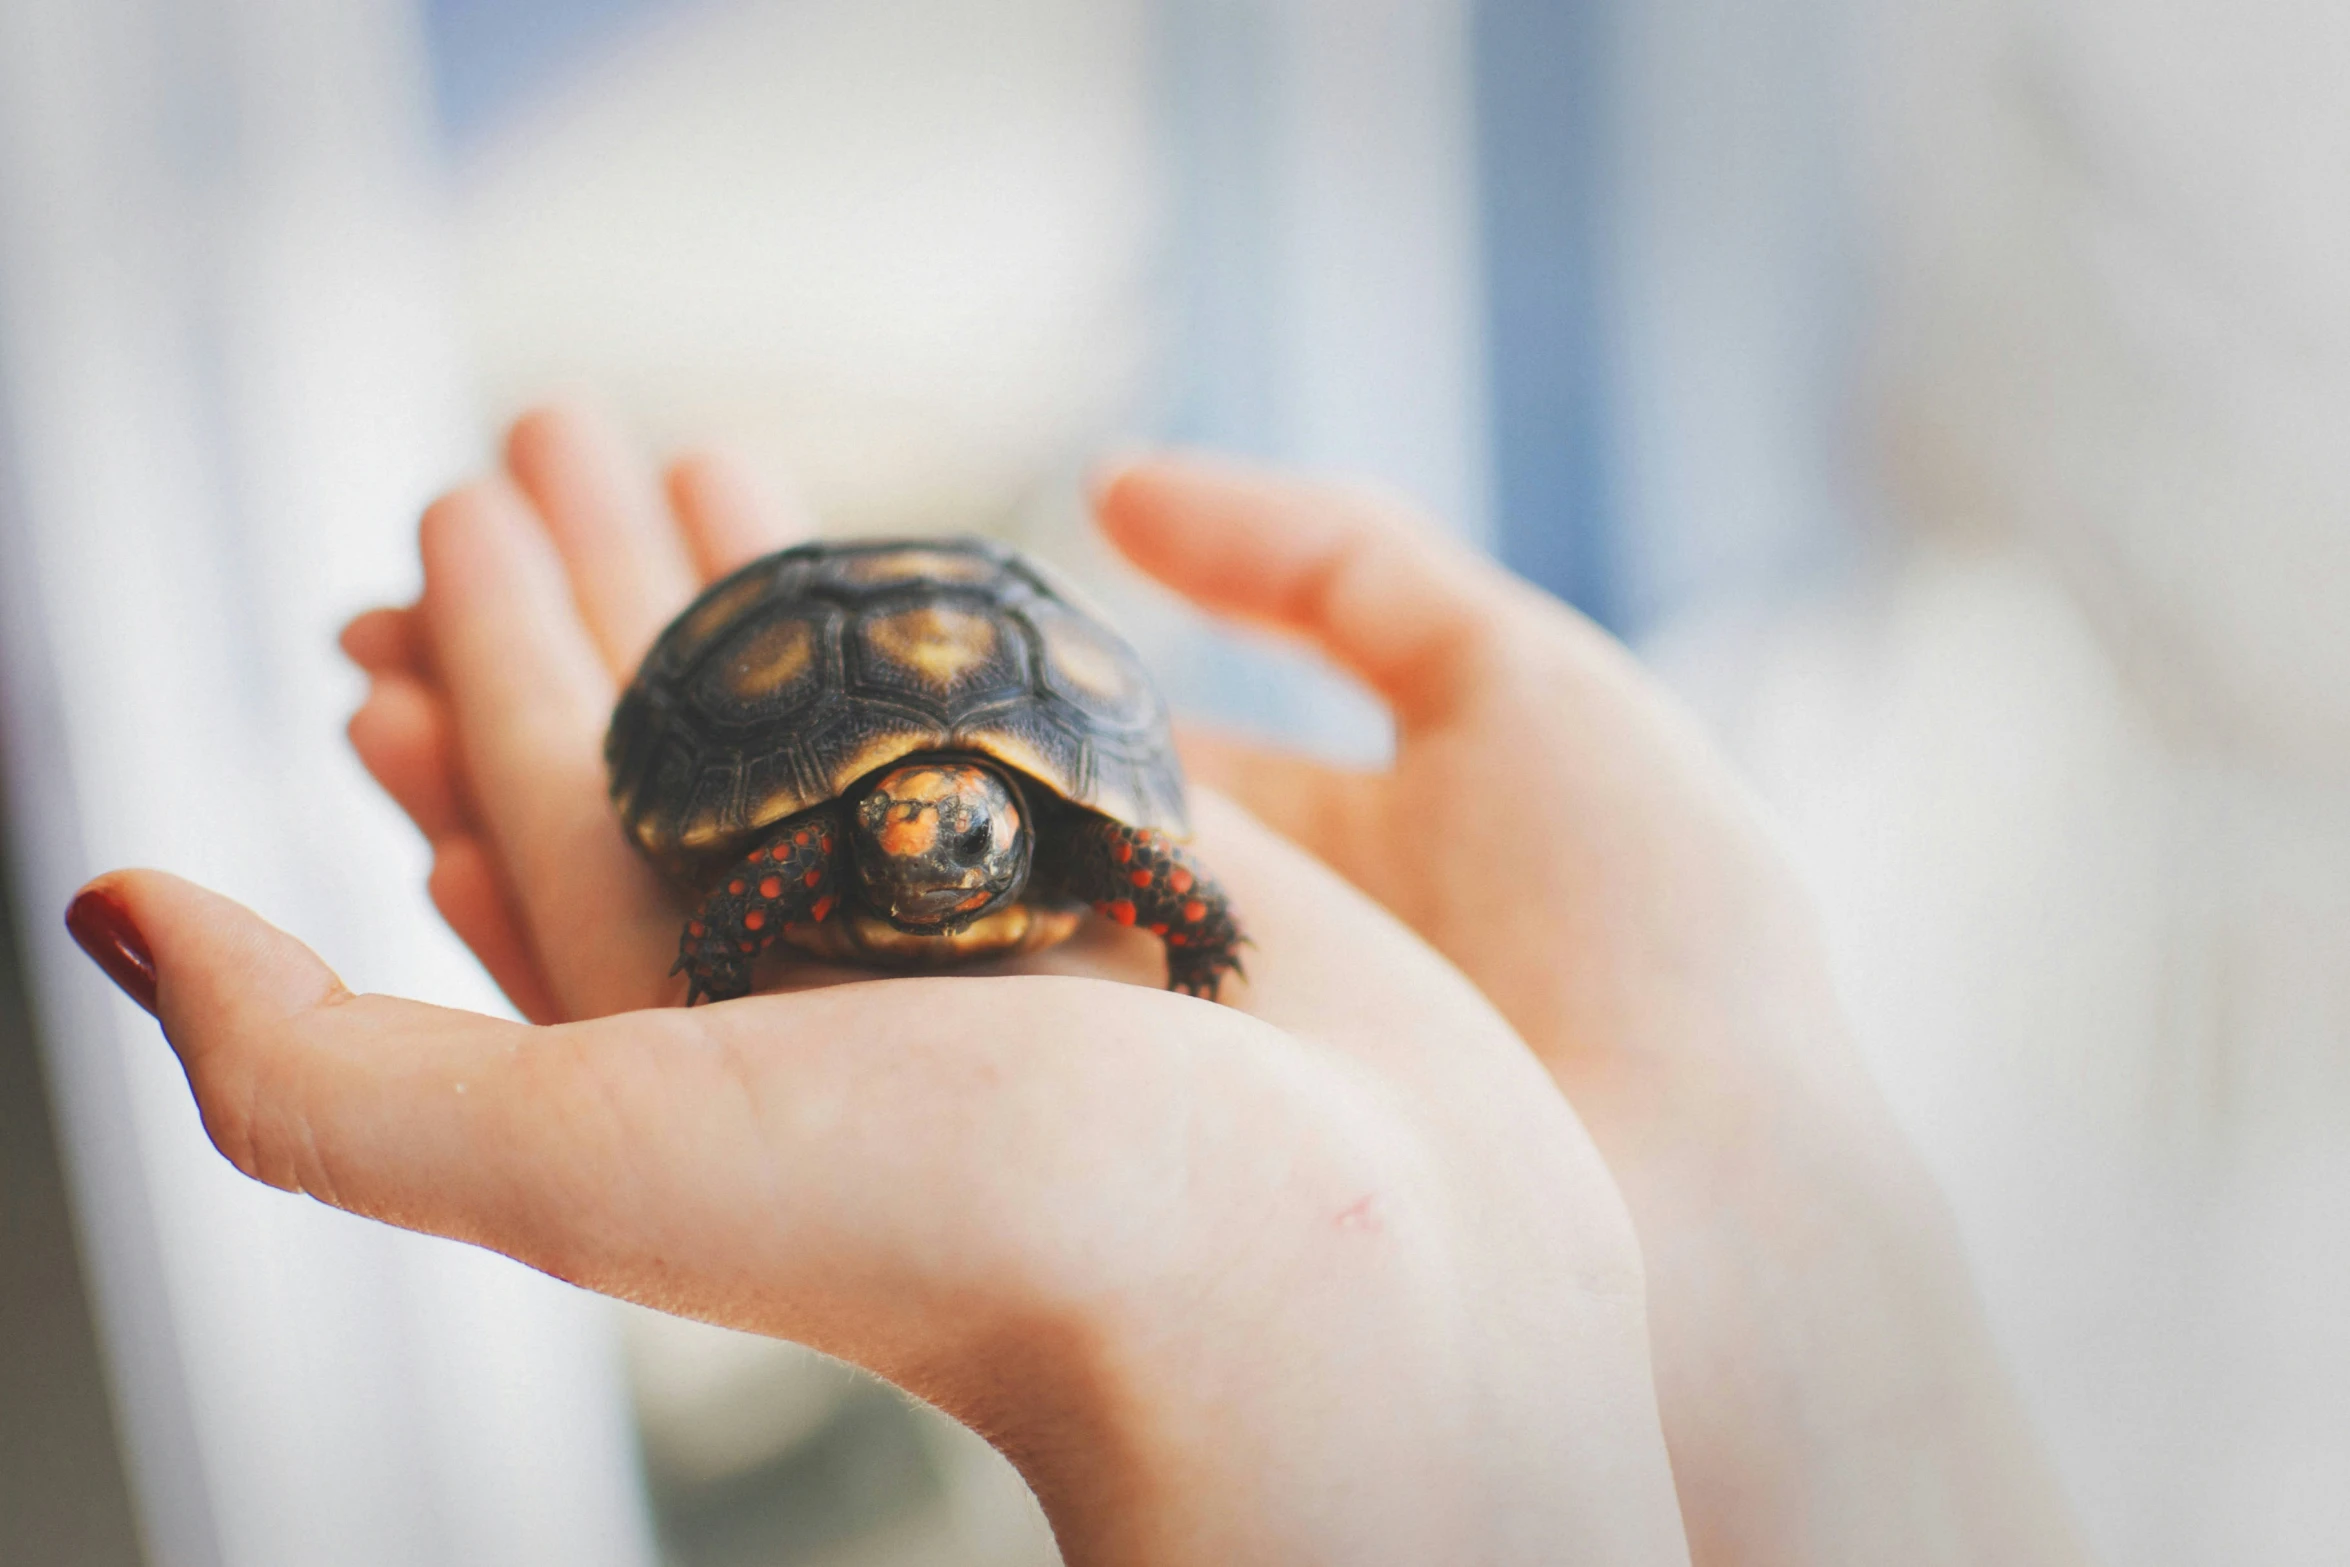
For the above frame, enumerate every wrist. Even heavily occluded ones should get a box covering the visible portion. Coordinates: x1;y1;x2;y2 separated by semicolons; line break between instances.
1598;1046;2089;1567
926;1117;1691;1567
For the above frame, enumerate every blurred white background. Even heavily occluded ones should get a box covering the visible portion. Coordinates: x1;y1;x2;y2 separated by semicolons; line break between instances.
0;0;2342;1563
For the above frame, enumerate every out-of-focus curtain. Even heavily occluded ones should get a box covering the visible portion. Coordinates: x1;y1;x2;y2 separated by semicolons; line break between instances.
0;4;655;1564
1675;3;2350;1561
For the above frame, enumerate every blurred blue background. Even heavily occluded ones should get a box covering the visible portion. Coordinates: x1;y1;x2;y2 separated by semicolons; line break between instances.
417;0;1853;641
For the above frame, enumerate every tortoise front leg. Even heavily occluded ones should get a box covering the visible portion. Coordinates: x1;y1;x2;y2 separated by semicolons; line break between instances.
1045;818;1247;1001
674;810;844;1004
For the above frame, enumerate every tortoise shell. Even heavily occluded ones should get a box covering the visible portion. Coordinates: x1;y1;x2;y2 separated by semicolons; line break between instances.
606;538;1188;871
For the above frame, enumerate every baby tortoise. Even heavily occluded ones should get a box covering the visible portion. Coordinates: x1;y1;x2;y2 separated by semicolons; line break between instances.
605;538;1245;1004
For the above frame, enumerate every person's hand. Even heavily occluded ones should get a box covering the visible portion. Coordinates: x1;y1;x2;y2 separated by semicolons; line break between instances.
68;409;1695;1567
1096;458;2090;1567
333;412;1203;1020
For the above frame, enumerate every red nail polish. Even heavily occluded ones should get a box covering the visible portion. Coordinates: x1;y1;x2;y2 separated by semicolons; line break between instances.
66;885;158;1016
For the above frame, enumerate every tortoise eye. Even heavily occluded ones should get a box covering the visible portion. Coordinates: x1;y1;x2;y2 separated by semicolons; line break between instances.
952;822;993;861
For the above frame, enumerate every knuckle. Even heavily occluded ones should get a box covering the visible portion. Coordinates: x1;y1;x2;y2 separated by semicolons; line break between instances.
188;1045;289;1189
194;1089;266;1183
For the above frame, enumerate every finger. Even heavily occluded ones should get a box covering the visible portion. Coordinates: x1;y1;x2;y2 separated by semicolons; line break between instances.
96;868;535;1221
419;480;679;1017
504;404;699;677
1094;455;1523;727
97;868;1282;1354
428;836;562;1025
103;867;723;1289
340;605;429;679
665;448;814;581
347;674;472;841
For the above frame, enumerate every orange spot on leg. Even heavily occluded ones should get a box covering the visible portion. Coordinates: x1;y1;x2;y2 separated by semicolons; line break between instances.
727;880;746;895
811;894;835;922
1113;843;1133;864
1169;867;1193;894
759;876;783;899
744;909;766;931
1106;900;1136;926
804;869;822;888
1183;900;1206;924
1129;869;1152;888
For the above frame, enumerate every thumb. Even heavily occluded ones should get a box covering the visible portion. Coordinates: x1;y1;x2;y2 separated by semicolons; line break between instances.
1093;453;1532;727
56;870;1289;1368
67;870;545;1225
62;870;856;1308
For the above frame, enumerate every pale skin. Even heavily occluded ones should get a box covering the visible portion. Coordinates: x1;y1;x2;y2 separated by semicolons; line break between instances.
85;409;1690;1566
76;406;2088;1565
1094;463;2093;1567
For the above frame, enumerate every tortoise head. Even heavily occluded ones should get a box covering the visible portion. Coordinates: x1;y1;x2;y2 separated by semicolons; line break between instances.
849;760;1031;933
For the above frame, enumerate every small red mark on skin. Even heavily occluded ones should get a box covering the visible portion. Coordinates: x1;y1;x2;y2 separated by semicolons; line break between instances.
1106;900;1136;926
811;894;835;922
1334;1195;1382;1234
1129;869;1152;888
728;880;746;895
759;876;783;899
804;869;822;888
744;909;766;931
1168;867;1193;894
1183;900;1206;924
